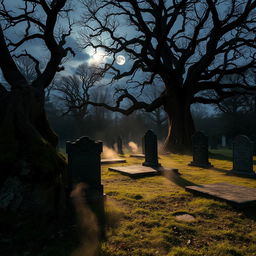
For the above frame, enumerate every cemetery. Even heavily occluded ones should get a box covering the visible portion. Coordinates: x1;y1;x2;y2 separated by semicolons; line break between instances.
2;130;256;255
1;1;256;256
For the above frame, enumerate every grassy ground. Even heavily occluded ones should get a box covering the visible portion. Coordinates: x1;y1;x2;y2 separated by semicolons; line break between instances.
99;150;256;256
2;149;256;256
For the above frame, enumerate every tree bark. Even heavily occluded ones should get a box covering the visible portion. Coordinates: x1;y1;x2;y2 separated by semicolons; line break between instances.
163;89;195;154
0;86;66;217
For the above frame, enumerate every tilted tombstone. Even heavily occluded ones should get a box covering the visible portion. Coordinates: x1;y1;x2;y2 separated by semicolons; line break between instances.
142;130;161;168
117;136;124;155
66;136;105;237
189;131;213;168
231;135;256;177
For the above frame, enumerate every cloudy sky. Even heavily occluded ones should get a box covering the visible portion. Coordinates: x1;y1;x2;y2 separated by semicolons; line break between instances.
0;0;131;77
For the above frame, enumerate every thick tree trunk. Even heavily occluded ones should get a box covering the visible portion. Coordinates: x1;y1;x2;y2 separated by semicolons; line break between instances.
0;86;66;217
163;90;195;154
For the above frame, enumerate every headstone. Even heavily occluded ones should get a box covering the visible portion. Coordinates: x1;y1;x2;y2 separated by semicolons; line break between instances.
221;135;227;147
66;136;105;238
117;136;124;155
189;131;213;168
142;130;161;168
231;135;255;177
66;136;103;191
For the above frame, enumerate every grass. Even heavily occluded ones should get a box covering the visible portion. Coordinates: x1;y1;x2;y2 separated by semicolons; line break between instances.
1;149;256;256
99;149;256;256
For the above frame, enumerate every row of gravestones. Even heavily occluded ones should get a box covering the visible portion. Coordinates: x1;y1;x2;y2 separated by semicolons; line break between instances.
190;131;256;177
66;131;256;193
66;130;159;193
209;135;256;154
65;130;159;238
65;130;255;236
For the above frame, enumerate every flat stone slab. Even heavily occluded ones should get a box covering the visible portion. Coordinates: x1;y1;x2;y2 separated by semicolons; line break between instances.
130;154;145;158
101;159;126;164
186;183;256;208
108;165;160;177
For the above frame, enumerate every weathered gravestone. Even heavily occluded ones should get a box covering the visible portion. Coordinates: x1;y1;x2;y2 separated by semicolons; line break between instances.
189;131;213;168
143;130;161;168
221;135;227;147
231;135;256;177
66;137;103;191
66;136;105;237
117;136;124;155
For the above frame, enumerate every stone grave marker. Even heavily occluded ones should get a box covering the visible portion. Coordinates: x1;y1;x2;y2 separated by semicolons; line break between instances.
66;136;105;237
221;135;227;147
66;136;103;190
189;131;213;168
231;135;256;177
117;136;124;155
109;165;159;178
186;183;256;208
142;130;161;168
109;130;162;177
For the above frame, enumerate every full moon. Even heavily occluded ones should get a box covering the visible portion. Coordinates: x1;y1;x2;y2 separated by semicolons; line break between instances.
116;55;126;65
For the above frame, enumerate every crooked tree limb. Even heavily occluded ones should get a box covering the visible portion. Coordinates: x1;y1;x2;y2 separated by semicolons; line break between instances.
65;90;165;116
0;25;28;88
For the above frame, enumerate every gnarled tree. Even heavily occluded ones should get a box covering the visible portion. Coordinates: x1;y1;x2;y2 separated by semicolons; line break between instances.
80;0;256;153
0;0;75;216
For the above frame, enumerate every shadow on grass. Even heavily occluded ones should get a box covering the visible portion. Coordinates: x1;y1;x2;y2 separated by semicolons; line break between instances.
161;168;256;221
210;152;256;165
209;152;233;162
242;206;256;221
161;168;197;188
212;167;230;174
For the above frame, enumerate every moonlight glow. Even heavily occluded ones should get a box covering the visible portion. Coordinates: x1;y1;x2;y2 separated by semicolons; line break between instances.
87;48;107;66
116;55;126;65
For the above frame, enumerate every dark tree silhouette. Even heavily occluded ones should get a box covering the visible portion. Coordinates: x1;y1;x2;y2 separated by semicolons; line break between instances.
80;0;256;153
54;63;105;118
0;0;74;215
